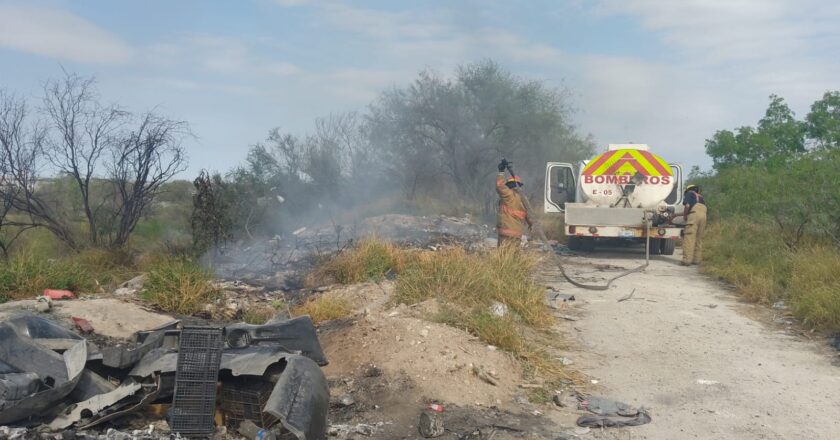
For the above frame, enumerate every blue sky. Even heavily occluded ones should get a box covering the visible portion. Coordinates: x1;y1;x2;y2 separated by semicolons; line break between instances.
2;0;839;176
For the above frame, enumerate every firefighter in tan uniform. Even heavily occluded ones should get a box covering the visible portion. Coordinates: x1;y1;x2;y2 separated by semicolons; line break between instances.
673;184;706;265
496;160;532;247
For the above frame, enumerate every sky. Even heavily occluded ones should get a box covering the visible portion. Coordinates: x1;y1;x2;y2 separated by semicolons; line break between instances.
2;0;839;176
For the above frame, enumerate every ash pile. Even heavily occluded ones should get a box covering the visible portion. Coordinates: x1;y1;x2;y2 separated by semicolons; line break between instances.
214;214;489;284
0;313;329;439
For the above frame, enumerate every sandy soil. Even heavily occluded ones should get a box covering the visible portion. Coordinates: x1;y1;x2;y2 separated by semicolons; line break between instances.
546;245;840;440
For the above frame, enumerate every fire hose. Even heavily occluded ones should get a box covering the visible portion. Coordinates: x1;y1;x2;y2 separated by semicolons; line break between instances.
502;159;650;291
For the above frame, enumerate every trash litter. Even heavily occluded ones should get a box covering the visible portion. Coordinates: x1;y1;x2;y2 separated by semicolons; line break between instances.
43;289;74;300
170;326;224;436
238;419;277;440
427;403;445;413
696;379;719;385
0;314;329;439
72;316;95;333
576;396;652;428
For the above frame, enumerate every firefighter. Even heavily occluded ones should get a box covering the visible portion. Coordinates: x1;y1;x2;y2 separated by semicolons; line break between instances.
673;184;706;265
496;160;532;247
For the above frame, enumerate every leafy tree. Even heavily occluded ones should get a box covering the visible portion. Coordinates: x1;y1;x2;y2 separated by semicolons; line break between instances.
806;91;840;150
366;60;594;201
705;95;805;170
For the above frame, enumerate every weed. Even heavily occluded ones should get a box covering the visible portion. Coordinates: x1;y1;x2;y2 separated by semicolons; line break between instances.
293;296;352;323
396;245;551;328
789;245;840;331
0;252;93;300
702;220;790;303
242;305;278;324
141;257;218;314
307;238;409;286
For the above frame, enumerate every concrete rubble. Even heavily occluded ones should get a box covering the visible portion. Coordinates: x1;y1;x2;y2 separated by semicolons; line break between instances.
0;313;330;439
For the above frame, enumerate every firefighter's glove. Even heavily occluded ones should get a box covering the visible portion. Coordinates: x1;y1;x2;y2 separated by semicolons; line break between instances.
497;159;508;172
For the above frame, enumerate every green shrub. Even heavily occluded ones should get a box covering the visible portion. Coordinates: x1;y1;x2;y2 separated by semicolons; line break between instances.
141;258;217;314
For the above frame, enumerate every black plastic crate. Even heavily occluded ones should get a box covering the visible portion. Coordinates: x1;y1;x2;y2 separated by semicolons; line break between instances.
219;378;278;428
170;327;223;436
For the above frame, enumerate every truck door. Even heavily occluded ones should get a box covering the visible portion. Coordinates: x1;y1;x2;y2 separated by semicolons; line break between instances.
545;163;576;213
664;164;684;207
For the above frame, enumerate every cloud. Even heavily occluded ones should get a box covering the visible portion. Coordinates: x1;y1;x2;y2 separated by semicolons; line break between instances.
0;5;131;64
147;34;303;80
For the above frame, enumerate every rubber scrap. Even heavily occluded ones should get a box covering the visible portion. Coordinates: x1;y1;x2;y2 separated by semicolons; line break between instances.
72;317;94;334
43;289;74;300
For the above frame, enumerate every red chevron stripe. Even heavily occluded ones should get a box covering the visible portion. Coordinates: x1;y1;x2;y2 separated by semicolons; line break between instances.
582;150;617;175
637;150;671;176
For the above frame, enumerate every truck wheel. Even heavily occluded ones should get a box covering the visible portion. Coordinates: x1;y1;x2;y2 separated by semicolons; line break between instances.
567;236;583;251
581;237;596;252
660;238;676;255
647;238;661;255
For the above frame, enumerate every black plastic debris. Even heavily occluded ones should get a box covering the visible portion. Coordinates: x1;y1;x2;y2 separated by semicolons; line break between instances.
169;326;224;436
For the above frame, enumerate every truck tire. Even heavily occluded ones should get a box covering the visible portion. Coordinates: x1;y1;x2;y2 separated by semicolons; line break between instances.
647;238;661;255
581;237;596;252
660;238;676;255
567;236;583;251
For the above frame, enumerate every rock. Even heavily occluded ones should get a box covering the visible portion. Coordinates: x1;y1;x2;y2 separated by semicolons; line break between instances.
419;328;429;337
35;296;52;312
120;274;148;290
513;395;530;405
490;301;508;317
558;356;573;366
553;393;567;407
418;411;445;438
338;393;356;407
113;287;136;296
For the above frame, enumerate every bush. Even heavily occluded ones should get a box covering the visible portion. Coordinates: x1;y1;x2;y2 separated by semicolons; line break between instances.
0;253;93;301
789;245;840;331
702;220;791;303
395;245;551;353
307;238;409;285
292;296;352;324
396;245;551;328
141;257;217;314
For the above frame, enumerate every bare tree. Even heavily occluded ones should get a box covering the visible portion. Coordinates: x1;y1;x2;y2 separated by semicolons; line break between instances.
42;72;128;244
109;112;188;247
0;90;77;249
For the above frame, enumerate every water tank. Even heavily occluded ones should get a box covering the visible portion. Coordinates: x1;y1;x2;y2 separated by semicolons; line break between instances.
579;148;675;208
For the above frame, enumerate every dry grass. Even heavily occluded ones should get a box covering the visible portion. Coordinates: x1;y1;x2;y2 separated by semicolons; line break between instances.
397;245;551;355
242;305;278;324
141;257;218;314
701;221;790;304
789;245;840;331
0;252;94;301
293;296;352;324
305;238;411;286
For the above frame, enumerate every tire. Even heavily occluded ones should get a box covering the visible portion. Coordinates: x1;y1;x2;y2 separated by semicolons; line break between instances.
567;236;583;251
647;238;661;255
660;238;676;255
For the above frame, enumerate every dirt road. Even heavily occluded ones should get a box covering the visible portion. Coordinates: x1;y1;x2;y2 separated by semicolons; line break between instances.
547;247;840;440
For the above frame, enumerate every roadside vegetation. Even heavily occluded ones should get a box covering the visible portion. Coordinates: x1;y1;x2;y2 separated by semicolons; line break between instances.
701;92;840;332
140;257;217;315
